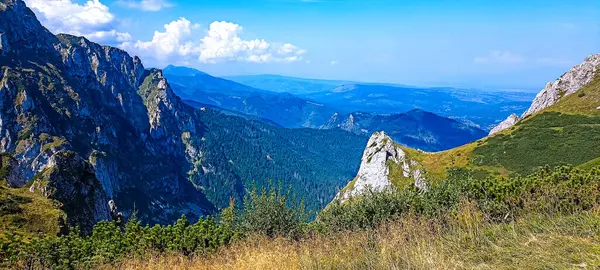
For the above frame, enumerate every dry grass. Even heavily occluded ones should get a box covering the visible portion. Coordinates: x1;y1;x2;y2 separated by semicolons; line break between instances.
108;205;600;270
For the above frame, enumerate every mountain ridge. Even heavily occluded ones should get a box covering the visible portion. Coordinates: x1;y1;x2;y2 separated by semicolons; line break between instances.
0;0;367;234
338;54;600;199
320;109;487;152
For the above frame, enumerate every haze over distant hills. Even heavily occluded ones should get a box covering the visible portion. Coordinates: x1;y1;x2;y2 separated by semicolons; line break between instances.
321;110;487;152
165;66;488;151
163;66;337;129
225;74;535;130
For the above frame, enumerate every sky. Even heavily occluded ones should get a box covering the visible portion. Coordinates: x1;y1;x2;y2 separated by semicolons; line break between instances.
23;0;600;91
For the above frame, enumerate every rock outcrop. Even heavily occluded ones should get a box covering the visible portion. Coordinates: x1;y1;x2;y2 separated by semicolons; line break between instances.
28;151;111;234
489;54;600;134
522;54;600;118
488;114;519;135
0;0;367;229
336;131;427;200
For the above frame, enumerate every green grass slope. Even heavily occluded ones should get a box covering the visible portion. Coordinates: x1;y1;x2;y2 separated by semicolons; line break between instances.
384;73;600;185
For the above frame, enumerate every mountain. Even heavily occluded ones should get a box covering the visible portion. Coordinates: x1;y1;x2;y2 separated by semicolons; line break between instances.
320;110;487;152
163;65;208;77
167;67;488;151
163;66;337;128
0;0;367;234
490;54;600;134
223;74;356;95
223;74;535;130
338;53;600;199
301;84;534;131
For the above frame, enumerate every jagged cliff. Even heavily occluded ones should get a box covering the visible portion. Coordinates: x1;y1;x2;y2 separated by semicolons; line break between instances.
336;132;427;200
490;54;600;134
0;0;214;226
0;0;367;229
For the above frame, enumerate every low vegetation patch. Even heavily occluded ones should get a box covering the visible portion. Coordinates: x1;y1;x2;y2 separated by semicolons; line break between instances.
2;166;600;269
472;112;600;175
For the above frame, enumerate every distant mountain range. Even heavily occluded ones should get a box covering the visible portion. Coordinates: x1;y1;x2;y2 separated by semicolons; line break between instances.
321;110;487;152
164;66;336;129
165;66;488;151
225;74;536;130
223;74;358;95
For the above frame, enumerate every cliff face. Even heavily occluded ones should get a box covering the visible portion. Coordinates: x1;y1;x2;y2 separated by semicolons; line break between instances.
0;0;367;228
336;132;427;200
490;54;600;134
0;0;214;226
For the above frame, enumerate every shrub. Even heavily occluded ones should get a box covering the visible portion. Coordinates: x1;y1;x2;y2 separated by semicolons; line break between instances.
239;183;308;238
3;215;235;269
317;166;600;231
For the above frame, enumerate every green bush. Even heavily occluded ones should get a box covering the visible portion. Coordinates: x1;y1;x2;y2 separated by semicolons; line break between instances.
239;183;308;238
472;112;600;175
317;166;600;231
2;215;235;269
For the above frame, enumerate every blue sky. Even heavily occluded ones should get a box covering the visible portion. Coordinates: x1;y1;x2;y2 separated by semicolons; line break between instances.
25;0;600;91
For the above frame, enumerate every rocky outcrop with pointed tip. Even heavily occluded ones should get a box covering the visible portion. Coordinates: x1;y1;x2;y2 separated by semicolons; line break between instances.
489;114;519;135
336;131;427;201
522;54;600;118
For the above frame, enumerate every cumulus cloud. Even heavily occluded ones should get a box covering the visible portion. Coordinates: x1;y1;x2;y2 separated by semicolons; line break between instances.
121;18;200;62
121;19;306;64
474;51;525;64
24;0;130;43
117;0;173;12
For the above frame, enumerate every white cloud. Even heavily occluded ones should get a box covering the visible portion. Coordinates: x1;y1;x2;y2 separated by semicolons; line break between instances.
330;60;338;65
474;51;525;64
121;18;199;62
122;19;306;64
117;0;173;12
24;0;130;43
199;21;305;63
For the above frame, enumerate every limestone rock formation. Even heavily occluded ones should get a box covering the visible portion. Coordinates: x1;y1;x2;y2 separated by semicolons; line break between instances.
336;131;427;200
489;114;519;135
489;54;600;134
27;151;111;234
522;54;600;118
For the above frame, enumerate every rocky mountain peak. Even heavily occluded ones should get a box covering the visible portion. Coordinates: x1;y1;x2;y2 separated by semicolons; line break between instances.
522;53;600;118
488;113;519;135
0;0;59;60
489;53;600;134
336;131;427;201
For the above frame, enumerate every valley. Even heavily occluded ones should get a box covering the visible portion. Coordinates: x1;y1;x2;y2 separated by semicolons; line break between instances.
0;0;599;269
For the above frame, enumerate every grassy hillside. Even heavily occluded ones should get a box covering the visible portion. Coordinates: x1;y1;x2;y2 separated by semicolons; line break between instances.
5;165;599;269
381;73;600;185
1;155;63;239
112;211;600;269
0;185;63;239
544;73;600;116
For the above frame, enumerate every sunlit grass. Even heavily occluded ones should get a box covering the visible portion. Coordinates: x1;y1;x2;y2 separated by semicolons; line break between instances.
110;205;600;270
